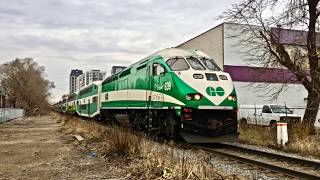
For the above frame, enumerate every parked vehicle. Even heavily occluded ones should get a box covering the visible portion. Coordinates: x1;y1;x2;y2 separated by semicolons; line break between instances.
239;104;301;127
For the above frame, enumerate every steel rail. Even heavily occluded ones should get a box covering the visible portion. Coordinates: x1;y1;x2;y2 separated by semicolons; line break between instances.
209;143;320;168
199;144;320;180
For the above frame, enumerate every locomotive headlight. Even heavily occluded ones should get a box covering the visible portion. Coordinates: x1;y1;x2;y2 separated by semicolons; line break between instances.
185;94;192;100
194;94;201;100
185;94;201;100
228;95;237;101
219;75;228;80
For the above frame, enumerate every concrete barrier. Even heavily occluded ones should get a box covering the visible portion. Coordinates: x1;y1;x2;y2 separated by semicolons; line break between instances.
277;122;288;146
0;108;25;123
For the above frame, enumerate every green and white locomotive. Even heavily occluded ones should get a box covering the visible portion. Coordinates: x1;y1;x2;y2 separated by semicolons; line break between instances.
56;48;238;142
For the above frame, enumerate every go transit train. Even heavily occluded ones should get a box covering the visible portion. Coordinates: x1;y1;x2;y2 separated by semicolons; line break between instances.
54;48;238;142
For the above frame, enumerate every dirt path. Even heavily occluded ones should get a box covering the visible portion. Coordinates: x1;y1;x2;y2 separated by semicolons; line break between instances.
0;115;127;180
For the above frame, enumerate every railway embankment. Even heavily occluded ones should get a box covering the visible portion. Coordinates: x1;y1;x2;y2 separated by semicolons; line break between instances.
54;114;313;179
238;123;320;159
2;113;320;179
0;113;241;179
0;114;128;179
57;114;238;179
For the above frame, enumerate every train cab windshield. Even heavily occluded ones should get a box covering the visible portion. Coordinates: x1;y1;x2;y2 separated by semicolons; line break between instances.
166;57;190;71
167;57;207;71
200;58;221;71
186;57;206;70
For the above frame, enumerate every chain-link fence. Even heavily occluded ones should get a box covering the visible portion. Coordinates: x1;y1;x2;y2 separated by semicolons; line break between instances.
0;108;25;123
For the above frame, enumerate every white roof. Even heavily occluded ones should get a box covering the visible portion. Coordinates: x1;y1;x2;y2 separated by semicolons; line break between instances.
152;48;193;58
152;48;212;59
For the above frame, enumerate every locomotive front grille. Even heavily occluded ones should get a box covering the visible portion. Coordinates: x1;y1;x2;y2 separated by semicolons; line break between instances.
205;73;218;81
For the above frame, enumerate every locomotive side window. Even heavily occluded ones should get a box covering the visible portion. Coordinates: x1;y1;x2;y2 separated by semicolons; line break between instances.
153;64;165;76
186;57;206;70
166;57;189;71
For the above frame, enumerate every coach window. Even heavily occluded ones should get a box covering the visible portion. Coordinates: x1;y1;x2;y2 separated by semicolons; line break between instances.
153;64;165;76
166;57;189;71
92;96;98;103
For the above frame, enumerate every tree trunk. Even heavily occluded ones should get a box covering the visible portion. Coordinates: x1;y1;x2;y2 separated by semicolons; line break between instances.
303;90;320;134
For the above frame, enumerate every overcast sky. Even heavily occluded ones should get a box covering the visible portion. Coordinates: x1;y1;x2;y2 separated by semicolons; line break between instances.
0;0;234;101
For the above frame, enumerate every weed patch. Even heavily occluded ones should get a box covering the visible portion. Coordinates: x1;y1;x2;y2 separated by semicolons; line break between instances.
239;123;276;147
239;122;320;158
56;114;239;179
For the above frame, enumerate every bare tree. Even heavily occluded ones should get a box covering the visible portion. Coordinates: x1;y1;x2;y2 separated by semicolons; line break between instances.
0;58;54;115
221;0;320;132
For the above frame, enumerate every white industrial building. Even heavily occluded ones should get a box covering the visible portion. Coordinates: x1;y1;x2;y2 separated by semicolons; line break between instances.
76;70;106;91
177;22;320;125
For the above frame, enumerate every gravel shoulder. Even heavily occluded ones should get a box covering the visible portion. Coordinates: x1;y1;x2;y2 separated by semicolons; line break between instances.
0;115;128;180
2;114;315;180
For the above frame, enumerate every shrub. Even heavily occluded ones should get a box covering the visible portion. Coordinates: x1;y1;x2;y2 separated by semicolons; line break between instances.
239;123;276;147
103;128;142;157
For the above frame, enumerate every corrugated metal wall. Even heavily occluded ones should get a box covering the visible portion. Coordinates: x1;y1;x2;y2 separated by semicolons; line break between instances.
0;108;25;123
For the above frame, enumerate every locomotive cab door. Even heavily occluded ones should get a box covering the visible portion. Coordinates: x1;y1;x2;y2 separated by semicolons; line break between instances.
151;63;166;108
120;78;128;108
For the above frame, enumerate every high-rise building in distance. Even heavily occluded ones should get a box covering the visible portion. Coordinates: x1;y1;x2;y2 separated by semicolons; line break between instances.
69;69;83;94
76;70;106;91
111;66;126;75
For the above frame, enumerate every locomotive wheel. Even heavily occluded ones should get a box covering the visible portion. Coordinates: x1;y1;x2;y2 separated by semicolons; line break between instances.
130;113;146;131
164;115;177;139
104;112;119;125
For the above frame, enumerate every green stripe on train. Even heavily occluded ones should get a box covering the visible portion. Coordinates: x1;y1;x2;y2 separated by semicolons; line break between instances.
76;103;98;115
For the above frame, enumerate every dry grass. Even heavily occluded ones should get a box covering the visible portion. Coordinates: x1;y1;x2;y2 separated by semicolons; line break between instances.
101;127;142;157
55;114;107;139
55;113;240;179
287;122;313;142
238;123;276;147
286;136;320;157
131;142;232;180
239;121;320;158
132;141;242;179
285;122;320;157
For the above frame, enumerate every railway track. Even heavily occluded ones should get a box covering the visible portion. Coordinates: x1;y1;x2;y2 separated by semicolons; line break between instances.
60;114;320;179
199;143;320;179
